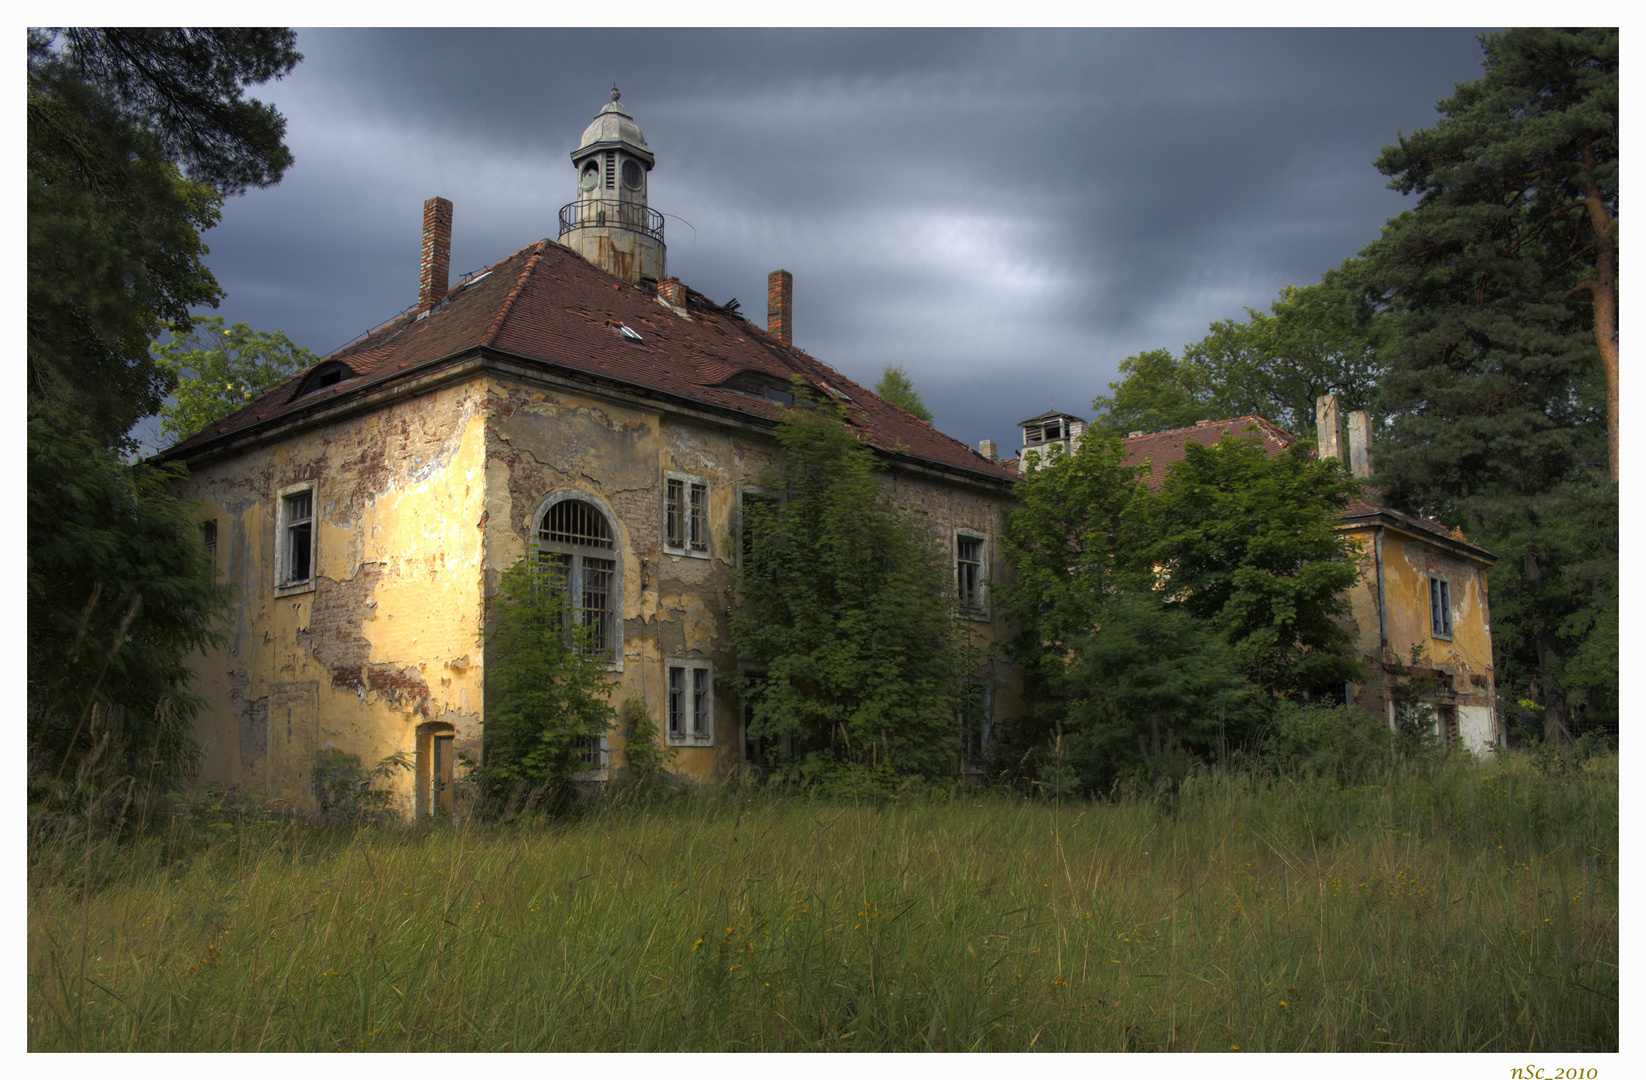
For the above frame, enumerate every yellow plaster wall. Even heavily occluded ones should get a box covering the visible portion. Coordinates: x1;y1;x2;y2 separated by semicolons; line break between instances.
484;375;1021;787
177;376;491;812
180;370;1021;812
1338;522;1497;745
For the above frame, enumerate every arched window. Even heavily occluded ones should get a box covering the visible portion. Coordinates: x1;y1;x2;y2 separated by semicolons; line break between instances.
535;493;622;663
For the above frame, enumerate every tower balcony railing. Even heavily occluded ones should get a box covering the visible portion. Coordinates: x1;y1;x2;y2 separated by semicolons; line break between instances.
558;200;666;244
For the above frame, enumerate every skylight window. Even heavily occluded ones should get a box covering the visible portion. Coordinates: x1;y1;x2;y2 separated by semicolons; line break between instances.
618;325;643;342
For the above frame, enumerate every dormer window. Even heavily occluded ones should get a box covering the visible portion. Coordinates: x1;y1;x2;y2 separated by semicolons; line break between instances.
297;361;354;397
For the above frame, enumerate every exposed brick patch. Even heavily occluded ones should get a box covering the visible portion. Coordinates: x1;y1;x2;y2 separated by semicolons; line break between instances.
368;665;433;716
230;669;268;771
304;562;383;695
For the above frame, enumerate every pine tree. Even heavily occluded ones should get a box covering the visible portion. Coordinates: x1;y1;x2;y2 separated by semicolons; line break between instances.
1361;28;1617;741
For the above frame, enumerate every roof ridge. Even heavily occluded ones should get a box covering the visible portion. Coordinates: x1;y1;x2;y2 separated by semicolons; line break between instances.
481;240;549;348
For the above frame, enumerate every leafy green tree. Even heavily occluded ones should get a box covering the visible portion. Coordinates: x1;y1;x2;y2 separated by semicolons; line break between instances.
476;558;617;805
1085;349;1207;436
1002;429;1363;791
27;28;300;448
730;389;977;792
152;316;319;446
26;28;301;793
1090;271;1386;438
873;365;934;424
1000;435;1152;748
1360;28;1617;740
27;420;230;796
1060;590;1255;793
1152;435;1365;699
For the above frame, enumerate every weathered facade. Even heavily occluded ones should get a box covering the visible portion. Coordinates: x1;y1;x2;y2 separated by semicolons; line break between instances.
1110;405;1500;752
164;91;1021;814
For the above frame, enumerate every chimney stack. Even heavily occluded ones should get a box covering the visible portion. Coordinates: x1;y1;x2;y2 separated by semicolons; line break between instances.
979;439;998;463
1347;410;1374;478
419;196;453;315
658;276;686;307
1315;394;1344;464
767;269;793;344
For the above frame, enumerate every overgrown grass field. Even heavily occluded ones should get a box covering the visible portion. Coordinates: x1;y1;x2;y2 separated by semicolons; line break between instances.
28;751;1617;1051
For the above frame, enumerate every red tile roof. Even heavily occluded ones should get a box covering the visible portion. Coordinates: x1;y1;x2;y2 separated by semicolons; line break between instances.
165;240;1019;485
1120;416;1298;491
1118;418;1492;560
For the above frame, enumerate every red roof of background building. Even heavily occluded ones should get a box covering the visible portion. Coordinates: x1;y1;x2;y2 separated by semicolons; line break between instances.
166;240;1018;485
1118;417;1492;559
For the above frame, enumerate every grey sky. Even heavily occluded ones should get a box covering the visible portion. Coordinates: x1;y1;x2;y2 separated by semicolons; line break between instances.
151;27;1491;455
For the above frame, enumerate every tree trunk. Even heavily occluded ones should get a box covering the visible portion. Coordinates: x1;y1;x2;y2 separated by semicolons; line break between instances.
1578;140;1619;483
1524;548;1574;744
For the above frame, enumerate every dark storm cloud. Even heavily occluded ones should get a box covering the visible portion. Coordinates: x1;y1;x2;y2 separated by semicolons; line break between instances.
156;27;1489;455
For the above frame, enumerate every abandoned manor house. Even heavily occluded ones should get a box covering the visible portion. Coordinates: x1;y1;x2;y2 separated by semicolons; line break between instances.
162;89;1024;814
997;402;1500;753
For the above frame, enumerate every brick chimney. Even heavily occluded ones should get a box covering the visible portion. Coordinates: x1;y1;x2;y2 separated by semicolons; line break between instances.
1347;410;1374;478
1315;394;1343;464
767;269;793;344
419;196;453;315
658;276;686;307
979;439;998;462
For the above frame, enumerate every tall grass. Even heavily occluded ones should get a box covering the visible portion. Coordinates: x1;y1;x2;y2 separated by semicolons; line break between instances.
28;750;1617;1051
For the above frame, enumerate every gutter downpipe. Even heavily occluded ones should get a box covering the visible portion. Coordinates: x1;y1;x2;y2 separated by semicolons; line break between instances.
1374;524;1391;736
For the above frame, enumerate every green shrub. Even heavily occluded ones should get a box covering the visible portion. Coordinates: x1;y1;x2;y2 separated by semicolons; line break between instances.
473;556;617;812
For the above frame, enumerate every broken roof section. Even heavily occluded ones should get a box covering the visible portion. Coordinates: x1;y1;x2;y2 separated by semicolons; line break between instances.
164;238;1019;486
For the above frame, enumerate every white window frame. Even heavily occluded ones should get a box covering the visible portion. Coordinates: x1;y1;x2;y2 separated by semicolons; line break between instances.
533;490;625;672
665;658;714;746
1428;573;1453;640
955;530;988;617
275;483;317;596
662;471;711;559
578;731;611;773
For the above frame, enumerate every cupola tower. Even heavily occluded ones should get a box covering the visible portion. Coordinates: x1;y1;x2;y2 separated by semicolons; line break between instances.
557;86;666;286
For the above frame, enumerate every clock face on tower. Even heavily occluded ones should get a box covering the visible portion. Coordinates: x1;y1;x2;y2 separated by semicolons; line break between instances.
579;163;599;190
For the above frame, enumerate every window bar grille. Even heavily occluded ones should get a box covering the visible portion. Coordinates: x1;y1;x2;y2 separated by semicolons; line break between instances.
542;500;614;548
582;557;615;653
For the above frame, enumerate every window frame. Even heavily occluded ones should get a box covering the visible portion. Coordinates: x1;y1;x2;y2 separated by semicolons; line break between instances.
662;471;711;559
958;680;996;776
275;483;317;597
1428;573;1453;640
955;530;988;617
533;490;625;672
665;658;714;746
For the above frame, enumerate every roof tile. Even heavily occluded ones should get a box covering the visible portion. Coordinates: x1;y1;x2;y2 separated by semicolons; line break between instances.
167;240;1019;484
